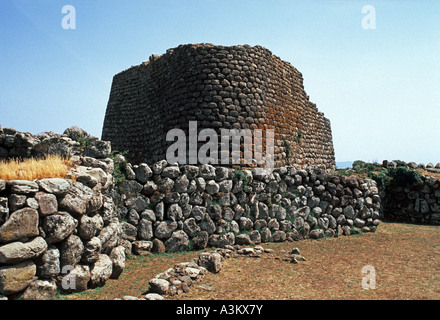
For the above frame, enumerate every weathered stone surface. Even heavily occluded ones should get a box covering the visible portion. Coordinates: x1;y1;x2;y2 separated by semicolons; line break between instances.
0;236;47;264
121;221;137;241
309;229;325;239
84;140;111;159
36;245;60;279
81;236;102;264
132;240;153;255
165;230;189;252
78;214;104;241
89;254;113;288
343;205;356;219
151;238;166;253
272;230;287;242
110;246;125;279
208;232;235;248
42;212;77;244
7;180;39;194
149;278;169;295
98;221;122;254
260;227;272;243
34;192;58;216
0;197;8;225
183;218;200;238
144;293;165;300
22;279;57;300
134;164;153;183
0;261;36;295
197;252;222;273
8;194;26;212
0;208;39;243
154;220;178;239
59;183;93;216
59;234;84;268
192;231;209;250
235;233;252;245
37;178;72;195
120;180;143;196
137;218;153;240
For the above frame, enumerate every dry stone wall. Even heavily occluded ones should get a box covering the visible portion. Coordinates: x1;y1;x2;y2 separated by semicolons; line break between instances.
102;44;336;170
380;161;440;224
114;159;381;257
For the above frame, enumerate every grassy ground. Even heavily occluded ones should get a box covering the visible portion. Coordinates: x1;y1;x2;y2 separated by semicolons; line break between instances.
61;222;440;300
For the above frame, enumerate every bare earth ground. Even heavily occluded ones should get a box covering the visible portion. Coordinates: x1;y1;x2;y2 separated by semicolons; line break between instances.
63;222;440;300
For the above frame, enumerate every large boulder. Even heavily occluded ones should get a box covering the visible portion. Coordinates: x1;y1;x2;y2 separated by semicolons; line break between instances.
42;212;77;244
78;214;104;241
22;279;57;300
37;178;72;196
7;180;39;195
89;254;113;288
165;230;189;252
208;232;235;248
81;237;102;264
197;252;222;273
98;221;122;255
0;208;39;243
36;245;60;279
154;220;178;240
58;264;90;293
34;192;58;216
0;261;36;295
59;234;84;268
0;237;47;264
110;246;125;279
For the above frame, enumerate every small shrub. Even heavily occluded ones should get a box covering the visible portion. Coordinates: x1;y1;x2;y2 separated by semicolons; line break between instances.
388;167;422;185
283;137;292;159
110;150;129;186
295;131;303;144
233;169;250;192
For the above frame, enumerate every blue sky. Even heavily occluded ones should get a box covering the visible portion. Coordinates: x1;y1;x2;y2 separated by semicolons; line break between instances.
1;0;439;164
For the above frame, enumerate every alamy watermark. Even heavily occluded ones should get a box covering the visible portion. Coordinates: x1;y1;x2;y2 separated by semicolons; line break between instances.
62;5;76;30
362;5;376;30
361;265;376;290
166;121;274;171
61;265;76;291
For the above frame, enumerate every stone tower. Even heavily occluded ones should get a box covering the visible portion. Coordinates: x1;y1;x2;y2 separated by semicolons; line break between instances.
102;44;336;170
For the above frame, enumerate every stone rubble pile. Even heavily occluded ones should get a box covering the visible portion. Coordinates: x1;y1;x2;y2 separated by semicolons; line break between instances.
116;245;306;300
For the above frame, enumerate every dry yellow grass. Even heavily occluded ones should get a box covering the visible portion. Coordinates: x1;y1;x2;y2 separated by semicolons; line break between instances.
0;155;72;181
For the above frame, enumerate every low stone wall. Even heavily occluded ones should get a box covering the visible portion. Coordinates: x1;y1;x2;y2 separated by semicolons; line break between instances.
382;174;440;224
114;160;381;256
0;155;125;299
0;125;111;160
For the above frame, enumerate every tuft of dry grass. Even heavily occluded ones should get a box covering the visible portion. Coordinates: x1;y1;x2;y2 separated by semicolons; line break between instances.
0;155;72;181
